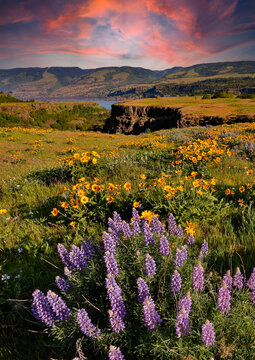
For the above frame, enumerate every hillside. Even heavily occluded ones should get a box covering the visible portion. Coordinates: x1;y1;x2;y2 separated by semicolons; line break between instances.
0;61;255;100
0;100;110;130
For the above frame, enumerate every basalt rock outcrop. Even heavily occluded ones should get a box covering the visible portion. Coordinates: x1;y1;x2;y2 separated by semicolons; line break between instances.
103;103;255;135
103;104;182;134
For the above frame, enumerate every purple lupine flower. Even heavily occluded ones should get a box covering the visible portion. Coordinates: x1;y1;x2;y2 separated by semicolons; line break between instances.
159;235;170;256
218;281;231;314
108;309;125;333
81;237;95;261
32;289;56;326
168;213;178;235
145;254;156;276
64;267;72;277
69;245;87;270
200;240;209;257
104;251;119;276
131;208;141;236
233;267;244;289
181;245;188;261
223;270;232;291
193;261;204;291
170;270;182;296
121;221;132;238
108;219;120;243
176;307;190;338
143;220;154;245
202;320;216;346
46;290;71;321
178;291;192;314
77;308;101;338
247;268;255;290
176;225;183;238
113;211;123;231
109;345;125;360
250;290;255;305
143;296;162;330
137;277;150;303
55;276;71;293
57;243;74;269
106;274;126;319
187;234;195;245
174;247;187;268
102;231;117;254
151;215;165;235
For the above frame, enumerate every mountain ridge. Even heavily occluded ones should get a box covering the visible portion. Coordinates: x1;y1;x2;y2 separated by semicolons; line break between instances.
0;61;255;100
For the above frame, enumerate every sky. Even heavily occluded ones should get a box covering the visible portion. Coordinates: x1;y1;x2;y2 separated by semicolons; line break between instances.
0;0;255;70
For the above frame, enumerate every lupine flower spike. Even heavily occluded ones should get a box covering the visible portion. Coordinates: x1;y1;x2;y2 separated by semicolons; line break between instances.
202;320;216;346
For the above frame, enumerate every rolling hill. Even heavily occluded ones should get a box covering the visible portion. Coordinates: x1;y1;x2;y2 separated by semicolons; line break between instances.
0;61;255;100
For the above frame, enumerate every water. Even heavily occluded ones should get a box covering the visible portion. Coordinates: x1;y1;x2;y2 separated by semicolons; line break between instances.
96;100;116;110
46;98;116;110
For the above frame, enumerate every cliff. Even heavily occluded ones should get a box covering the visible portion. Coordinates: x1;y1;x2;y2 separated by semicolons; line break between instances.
103;97;255;135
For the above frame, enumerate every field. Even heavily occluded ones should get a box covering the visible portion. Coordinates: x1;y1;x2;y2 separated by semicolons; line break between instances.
1;121;255;359
117;96;255;118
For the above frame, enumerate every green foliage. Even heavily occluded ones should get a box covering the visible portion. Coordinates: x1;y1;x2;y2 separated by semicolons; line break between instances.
211;91;235;99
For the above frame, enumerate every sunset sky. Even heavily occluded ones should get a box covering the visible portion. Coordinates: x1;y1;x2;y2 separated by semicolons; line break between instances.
1;0;255;70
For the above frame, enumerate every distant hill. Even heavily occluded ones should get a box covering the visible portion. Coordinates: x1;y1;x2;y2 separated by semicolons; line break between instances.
0;61;255;100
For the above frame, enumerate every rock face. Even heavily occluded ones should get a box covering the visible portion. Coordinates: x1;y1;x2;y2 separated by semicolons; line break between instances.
103;103;255;135
103;105;182;134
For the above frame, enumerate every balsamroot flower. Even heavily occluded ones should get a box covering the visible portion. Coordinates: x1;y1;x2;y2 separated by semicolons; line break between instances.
55;276;71;293
32;289;56;326
247;268;255;290
202;320;216;346
223;270;232;290
104;251;119;275
170;270;182;296
218;281;231;314
168;213;178;235
137;277;150;303
46;290;71;321
159;235;170;256
145;254;156;276
143;296;162;330
193;261;204;291
109;345;125;360
176;307;190;338
233;267;244;289
77;308;101;338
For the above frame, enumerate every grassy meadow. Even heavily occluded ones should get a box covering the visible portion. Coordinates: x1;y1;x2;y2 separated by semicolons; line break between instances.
0;120;255;359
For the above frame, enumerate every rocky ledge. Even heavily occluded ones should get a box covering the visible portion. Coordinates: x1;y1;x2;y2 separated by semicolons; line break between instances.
103;101;255;135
